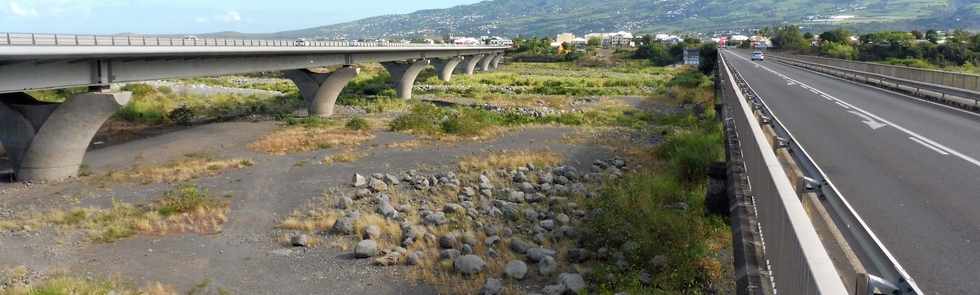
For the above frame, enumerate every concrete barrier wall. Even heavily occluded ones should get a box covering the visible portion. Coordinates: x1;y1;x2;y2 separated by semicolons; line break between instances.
791;55;980;92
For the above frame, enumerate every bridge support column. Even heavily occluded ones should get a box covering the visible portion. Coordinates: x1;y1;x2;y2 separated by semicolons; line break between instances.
490;54;504;70
463;54;485;75
0;90;131;182
433;56;464;82
382;59;430;99
479;54;494;72
284;66;360;117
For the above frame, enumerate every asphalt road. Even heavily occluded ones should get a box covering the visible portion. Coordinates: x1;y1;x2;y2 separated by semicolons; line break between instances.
723;49;980;295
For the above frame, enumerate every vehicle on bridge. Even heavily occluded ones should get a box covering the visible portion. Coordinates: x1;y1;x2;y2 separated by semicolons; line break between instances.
294;38;308;46
751;50;765;61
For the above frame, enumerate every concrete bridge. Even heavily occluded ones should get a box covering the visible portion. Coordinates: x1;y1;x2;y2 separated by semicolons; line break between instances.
0;33;507;182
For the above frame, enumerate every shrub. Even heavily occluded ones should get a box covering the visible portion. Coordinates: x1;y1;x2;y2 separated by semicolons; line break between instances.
345;117;371;131
121;83;157;98
658;128;724;183
156;185;221;216
441;108;496;136
389;103;446;134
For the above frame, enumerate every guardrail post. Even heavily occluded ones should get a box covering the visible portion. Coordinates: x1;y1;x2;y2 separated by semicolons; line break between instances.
4;33;9;45
31;33;36;45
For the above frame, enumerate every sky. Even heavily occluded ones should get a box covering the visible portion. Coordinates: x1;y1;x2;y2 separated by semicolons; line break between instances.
0;0;483;34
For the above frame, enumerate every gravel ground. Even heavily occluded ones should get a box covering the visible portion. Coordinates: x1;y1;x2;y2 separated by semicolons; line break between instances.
0;114;617;294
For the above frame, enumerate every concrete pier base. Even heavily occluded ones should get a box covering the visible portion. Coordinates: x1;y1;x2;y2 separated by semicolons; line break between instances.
464;54;485;75
434;57;464;82
285;66;360;117
479;54;494;72
382;59;430;99
0;91;131;182
491;54;503;70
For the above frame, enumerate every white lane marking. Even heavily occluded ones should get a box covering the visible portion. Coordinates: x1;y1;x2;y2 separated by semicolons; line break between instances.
822;94;835;101
835;101;851;109
727;51;980;169
910;137;950;155
847;111;888;130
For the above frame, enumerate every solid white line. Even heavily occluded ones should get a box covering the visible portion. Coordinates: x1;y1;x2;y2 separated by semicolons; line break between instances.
728;52;980;169
909;137;950;155
835;101;850;109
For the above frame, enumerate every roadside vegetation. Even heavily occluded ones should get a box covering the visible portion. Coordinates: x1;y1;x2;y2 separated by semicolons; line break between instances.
249;117;376;155
766;26;980;74
584;69;729;293
0;186;229;243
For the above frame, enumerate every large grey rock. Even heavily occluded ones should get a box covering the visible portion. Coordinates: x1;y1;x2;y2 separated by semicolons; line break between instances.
559;273;586;294
384;174;401;185
353;173;368;187
440;249;461;260
518;182;536;193
538;256;557;275
406;251;423;265
480;278;503;295
363;225;381;240
332;215;356;235
540;220;556;231
354;240;378;258
527;247;557;262
377;201;398;218
290;234;311;247
504;260;528;280
439;234;457;249
509;238;535;254
454;255;486;275
336;196;354;209
423;212;447;225
556;213;570;224
369;178;389;192
507;190;526;203
542;284;565;295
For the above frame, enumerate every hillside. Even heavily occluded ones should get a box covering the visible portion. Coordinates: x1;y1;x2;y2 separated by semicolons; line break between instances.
213;0;974;39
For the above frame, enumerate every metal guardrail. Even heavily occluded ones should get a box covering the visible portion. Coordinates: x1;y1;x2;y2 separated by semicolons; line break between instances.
770;54;980;109
719;51;847;295
0;32;502;48
720;51;923;295
788;54;980;92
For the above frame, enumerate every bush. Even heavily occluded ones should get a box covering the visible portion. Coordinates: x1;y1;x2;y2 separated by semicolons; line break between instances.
345;117;370;131
658;128;724;183
389;103;446;134
121;83;157;98
441;108;496;136
820;42;857;60
156;185;221;216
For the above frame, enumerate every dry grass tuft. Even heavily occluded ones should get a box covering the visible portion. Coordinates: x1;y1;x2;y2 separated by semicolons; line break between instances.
249;126;375;155
277;209;340;233
0;266;178;295
0;186;230;243
99;154;253;184
458;149;563;173
322;148;369;165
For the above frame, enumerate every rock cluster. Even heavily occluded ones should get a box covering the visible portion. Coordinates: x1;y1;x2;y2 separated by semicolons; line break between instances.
283;157;631;294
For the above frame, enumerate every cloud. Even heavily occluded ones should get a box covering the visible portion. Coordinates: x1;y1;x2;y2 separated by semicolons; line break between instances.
7;1;39;17
196;10;242;24
220;11;241;23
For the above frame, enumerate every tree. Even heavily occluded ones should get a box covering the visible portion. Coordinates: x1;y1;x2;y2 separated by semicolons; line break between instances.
647;43;676;66
911;30;924;40
948;29;972;44
698;43;719;75
772;25;807;50
803;32;814;40
587;37;602;47
820;42;857;59
926;30;940;44
819;29;852;44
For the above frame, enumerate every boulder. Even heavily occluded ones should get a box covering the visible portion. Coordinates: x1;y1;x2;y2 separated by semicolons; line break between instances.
353;173;368;187
559;273;586;294
454;255;486;275
538;256;557;275
480;278;503;295
369;178;389;192
527;247;557;262
504;260;528;280
354;240;378;258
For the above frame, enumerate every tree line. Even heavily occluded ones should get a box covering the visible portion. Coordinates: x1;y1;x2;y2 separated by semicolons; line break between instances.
764;25;980;71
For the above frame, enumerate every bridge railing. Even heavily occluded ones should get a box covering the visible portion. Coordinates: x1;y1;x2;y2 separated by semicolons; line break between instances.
719;51;922;295
0;32;503;48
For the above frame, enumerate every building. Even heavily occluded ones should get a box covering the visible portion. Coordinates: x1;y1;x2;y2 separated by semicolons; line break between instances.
684;48;700;66
584;31;635;48
556;33;576;45
484;36;514;47
451;37;481;45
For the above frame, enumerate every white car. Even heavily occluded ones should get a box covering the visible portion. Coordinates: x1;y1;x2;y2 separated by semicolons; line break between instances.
294;38;308;46
751;51;765;61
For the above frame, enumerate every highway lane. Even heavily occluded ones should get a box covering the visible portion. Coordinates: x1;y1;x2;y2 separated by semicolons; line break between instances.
723;49;980;294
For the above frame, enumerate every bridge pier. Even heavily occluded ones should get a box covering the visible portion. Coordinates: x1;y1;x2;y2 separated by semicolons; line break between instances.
479;54;494;72
490;54;504;70
433;56;464;82
0;90;131;182
463;54;485;75
382;59;430;99
284;66;360;117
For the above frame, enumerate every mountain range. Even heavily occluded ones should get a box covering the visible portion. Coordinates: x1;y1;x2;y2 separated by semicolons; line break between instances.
207;0;980;39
